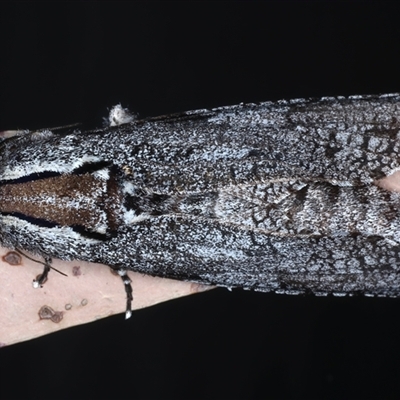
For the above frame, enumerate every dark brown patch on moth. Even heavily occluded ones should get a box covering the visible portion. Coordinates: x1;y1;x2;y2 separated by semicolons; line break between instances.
2;251;22;265
72;266;81;276
0;171;123;232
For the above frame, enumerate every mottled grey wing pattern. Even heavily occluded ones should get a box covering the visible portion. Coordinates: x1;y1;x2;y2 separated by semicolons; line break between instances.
1;94;400;299
98;216;400;296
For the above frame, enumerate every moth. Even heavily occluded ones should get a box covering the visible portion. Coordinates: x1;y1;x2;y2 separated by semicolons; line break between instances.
2;93;400;318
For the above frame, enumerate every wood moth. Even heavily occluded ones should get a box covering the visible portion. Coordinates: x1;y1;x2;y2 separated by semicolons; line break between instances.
2;94;400;317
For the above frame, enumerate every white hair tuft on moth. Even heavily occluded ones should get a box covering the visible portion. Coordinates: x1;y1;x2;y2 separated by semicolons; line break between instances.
108;104;135;127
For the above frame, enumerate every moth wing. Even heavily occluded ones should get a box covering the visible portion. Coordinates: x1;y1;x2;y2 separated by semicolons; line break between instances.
96;214;400;297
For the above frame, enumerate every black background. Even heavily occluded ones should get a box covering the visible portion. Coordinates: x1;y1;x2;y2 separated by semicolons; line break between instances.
1;2;400;399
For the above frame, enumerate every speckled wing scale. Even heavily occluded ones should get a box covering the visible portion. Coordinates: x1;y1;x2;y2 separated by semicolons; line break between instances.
2;96;400;317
